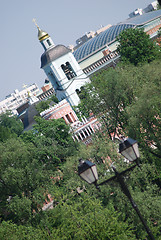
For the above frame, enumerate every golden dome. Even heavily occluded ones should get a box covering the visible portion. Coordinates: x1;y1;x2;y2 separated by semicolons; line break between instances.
33;18;50;41
38;28;49;41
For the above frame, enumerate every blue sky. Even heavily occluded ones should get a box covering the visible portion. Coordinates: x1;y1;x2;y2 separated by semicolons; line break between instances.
0;0;154;101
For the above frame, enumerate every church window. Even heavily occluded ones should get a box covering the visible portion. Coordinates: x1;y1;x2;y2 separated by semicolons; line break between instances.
61;62;76;80
47;39;52;46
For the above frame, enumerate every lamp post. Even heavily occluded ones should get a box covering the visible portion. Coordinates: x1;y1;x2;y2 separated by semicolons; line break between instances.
78;138;155;240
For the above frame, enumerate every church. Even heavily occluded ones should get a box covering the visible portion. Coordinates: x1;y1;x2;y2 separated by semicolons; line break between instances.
34;20;90;106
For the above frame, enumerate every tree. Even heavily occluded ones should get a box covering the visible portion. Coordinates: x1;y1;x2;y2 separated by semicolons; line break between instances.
117;28;157;65
33;117;78;159
39;196;135;240
77;66;137;139
56;133;161;239
35;100;51;113
50;94;59;103
0;115;79;226
76;60;161;167
0;138;54;224
0;112;23;137
20;117;79;177
125;60;161;163
0;221;49;240
35;95;59;114
21;131;62;170
0;125;13;142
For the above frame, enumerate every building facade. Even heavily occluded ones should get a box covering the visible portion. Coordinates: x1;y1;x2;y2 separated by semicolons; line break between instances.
35;22;90;107
40;99;100;145
36;83;55;101
0;83;39;115
129;1;158;18
73;9;161;77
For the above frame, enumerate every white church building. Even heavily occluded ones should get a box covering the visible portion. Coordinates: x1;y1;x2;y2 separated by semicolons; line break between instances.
35;21;90;106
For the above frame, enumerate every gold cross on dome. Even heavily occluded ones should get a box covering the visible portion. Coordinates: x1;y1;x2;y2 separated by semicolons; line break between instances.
32;18;39;29
23;84;27;89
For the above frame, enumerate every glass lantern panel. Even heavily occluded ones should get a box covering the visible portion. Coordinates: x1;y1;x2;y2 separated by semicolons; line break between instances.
121;146;137;161
80;168;96;184
133;143;140;159
91;165;98;181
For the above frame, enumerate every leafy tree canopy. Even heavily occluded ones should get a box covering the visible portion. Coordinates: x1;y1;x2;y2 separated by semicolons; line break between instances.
21;117;79;164
0;221;49;239
117;28;159;65
35;95;59;114
0;138;53;224
0;116;79;226
35;100;51;113
33;117;78;152
76;60;161;165
46;197;135;239
0;112;23;137
0;125;13;142
55;133;161;239
49;94;59;103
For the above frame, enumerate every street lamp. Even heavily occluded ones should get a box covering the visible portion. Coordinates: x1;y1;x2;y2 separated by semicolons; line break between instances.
77;138;155;240
78;159;98;184
119;137;140;161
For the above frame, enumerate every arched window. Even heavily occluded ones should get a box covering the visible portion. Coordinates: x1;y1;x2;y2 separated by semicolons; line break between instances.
47;39;52;46
61;62;77;80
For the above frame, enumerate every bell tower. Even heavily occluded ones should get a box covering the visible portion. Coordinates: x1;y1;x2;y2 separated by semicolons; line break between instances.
33;19;90;106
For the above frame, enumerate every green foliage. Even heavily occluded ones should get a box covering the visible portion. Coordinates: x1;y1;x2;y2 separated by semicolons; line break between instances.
34;117;70;144
117;28;158;65
8;196;32;224
77;66;136;139
0;112;23;137
0;138;53;224
0;57;161;239
77;60;161;164
125;61;161;163
49;94;59;103
50;129;160;239
35;95;59;114
21;117;79;170
33;117;78;158
0;125;13;142
39;196;135;240
35;100;51;113
0;221;49;240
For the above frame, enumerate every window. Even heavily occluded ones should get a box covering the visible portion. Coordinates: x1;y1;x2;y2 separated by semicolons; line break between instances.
47;39;52;46
61;62;76;80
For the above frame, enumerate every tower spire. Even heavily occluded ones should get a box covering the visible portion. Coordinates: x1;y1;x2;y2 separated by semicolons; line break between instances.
33;18;55;50
32;18;50;42
32;18;40;30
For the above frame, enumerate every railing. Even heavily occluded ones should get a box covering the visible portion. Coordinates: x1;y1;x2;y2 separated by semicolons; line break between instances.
83;50;120;75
